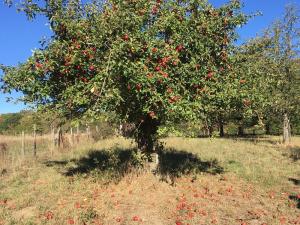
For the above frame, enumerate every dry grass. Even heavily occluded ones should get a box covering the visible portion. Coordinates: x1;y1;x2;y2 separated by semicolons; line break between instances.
0;136;299;225
164;136;300;189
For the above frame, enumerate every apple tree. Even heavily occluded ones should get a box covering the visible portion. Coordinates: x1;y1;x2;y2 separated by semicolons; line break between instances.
266;4;300;143
1;0;248;154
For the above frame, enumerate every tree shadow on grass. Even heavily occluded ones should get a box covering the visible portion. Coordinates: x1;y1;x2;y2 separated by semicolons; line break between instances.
227;135;280;146
44;160;69;167
288;147;300;161
289;195;300;209
45;148;141;183
64;148;141;177
44;147;223;184
157;148;223;183
288;178;300;186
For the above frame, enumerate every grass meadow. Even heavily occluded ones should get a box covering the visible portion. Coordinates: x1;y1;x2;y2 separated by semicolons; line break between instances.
0;135;299;225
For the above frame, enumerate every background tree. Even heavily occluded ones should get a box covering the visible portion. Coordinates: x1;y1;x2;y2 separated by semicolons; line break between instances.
0;112;22;134
266;4;300;144
229;35;275;136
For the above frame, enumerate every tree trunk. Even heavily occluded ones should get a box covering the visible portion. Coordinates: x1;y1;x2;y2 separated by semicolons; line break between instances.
219;120;224;137
135;115;160;171
136;116;159;153
265;122;271;135
283;112;291;144
238;125;244;136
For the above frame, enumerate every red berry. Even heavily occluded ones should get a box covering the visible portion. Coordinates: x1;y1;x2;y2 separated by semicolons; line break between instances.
162;72;168;78
89;65;95;71
152;6;158;14
132;215;140;221
148;111;155;118
147;73;153;78
243;99;251;106
176;44;184;52
81;77;88;83
136;84;142;91
167;88;173;93
68;219;75;224
45;211;54;220
207;71;214;79
279;216;286;224
152;47;158;53
75;202;81;208
123;34;129;41
35;62;43;69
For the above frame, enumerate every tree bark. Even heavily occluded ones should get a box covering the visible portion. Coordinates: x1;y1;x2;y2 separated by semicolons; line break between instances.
135;115;160;171
283;112;291;144
136;116;159;154
265;122;271;135
208;126;213;137
219;121;224;137
238;125;244;136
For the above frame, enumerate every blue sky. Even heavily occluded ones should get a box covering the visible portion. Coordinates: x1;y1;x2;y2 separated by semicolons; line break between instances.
0;0;298;114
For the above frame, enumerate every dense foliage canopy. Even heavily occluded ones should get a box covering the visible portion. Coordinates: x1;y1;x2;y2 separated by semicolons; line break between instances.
1;0;250;151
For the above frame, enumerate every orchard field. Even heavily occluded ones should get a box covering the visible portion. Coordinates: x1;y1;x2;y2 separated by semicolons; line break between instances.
0;135;299;225
1;0;300;224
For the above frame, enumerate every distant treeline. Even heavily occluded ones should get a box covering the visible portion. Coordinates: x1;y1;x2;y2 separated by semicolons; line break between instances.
0;111;52;135
0;110;299;137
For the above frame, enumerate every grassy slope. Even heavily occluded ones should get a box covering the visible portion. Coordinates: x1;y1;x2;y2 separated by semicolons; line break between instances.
0;136;299;225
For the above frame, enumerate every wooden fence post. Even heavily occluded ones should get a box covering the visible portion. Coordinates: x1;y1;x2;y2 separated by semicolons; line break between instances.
21;131;25;157
86;125;91;140
89;125;91;139
70;127;74;147
76;124;80;143
33;124;37;157
51;127;55;155
56;127;62;148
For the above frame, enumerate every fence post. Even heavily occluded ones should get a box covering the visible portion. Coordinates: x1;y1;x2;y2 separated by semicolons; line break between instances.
51;127;55;155
76;124;80;143
57;127;62;148
86;125;90;140
70;127;74;146
33;124;37;157
21;131;25;157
